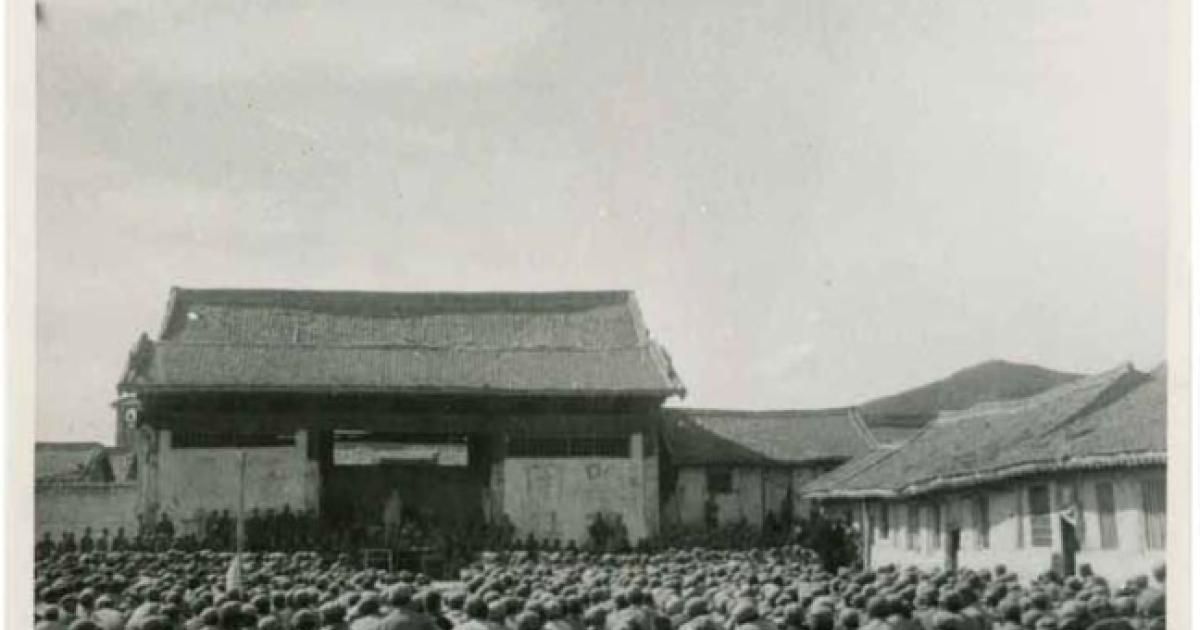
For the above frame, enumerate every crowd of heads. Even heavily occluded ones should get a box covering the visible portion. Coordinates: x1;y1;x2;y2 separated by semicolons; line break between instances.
33;542;1167;630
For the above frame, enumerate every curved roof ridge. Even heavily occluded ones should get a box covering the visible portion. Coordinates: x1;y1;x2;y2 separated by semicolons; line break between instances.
151;340;660;352
126;288;686;397
931;363;1135;424
670;406;861;417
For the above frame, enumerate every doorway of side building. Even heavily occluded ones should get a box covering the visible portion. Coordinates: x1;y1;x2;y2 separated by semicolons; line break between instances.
1060;517;1078;575
945;527;961;573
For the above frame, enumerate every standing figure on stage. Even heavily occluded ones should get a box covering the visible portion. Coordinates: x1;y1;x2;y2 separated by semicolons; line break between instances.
111;527;129;551
247;508;263;551
264;508;278;550
383;490;403;550
59;531;77;554
218;509;234;550
36;532;54;560
278;504;295;549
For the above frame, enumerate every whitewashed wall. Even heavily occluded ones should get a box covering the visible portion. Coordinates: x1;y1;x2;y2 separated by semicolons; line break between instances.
674;465;827;529
856;467;1165;586
36;482;139;539
156;430;318;535
502;433;654;544
1074;470;1166;583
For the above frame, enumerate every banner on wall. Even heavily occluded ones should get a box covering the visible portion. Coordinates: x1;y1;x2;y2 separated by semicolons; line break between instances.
332;442;468;466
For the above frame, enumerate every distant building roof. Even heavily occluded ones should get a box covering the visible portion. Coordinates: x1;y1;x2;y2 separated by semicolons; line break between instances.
35;442;111;483
805;363;1162;500
799;445;898;495
864;424;924;446
663;407;877;466
119;288;686;397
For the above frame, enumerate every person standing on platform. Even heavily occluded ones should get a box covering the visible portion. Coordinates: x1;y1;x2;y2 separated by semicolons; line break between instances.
156;512;175;542
279;505;297;549
111;527;129;551
218;509;234;550
36;532;54;560
245;508;261;551
384;491;403;550
59;531;77;554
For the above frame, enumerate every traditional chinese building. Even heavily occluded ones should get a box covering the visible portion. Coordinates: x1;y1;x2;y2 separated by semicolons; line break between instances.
117;288;685;544
804;364;1166;585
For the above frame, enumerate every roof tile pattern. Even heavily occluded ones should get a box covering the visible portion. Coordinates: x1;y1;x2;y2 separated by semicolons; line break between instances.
36;442;107;482
805;364;1163;499
122;288;684;396
664;408;876;466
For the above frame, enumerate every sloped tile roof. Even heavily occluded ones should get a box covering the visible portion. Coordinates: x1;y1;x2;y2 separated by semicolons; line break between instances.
35;442;108;482
120;288;685;397
663;407;877;466
800;446;899;496
864;424;924;446
804;364;1161;499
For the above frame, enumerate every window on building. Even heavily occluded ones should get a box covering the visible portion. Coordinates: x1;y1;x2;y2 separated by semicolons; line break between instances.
172;432;295;448
508;436;628;458
1141;478;1166;550
906;504;920;551
707;467;734;494
973;495;990;549
1016;489;1025;549
929;504;942;551
1096;481;1119;549
1028;485;1053;548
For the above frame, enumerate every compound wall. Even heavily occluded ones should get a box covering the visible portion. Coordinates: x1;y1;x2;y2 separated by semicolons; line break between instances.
36;482;139;539
502;433;657;544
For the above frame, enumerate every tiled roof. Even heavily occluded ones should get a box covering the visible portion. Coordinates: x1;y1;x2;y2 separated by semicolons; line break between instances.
120;288;685;397
801;446;898;496
35;442;108;482
663;407;877;466
864;424;924;446
804;364;1161;499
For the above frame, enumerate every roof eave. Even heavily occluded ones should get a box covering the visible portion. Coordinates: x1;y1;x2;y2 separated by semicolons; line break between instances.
118;383;680;398
675;455;852;468
805;452;1167;501
897;452;1168;496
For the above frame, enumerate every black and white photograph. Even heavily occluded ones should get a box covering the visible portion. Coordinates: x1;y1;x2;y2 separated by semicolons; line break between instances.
15;1;1188;629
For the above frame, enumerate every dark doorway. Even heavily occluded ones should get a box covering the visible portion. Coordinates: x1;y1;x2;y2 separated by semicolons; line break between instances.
318;432;490;546
945;527;961;573
1060;517;1079;575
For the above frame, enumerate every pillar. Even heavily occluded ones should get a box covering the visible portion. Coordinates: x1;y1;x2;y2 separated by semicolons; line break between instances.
631;432;659;543
135;425;158;529
296;429;321;514
489;435;507;524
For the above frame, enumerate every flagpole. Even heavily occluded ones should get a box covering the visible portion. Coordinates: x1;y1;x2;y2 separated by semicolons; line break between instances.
226;449;247;593
236;448;246;577
238;449;246;551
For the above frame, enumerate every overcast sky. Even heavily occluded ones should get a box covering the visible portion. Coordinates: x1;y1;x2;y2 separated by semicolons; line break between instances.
37;0;1168;443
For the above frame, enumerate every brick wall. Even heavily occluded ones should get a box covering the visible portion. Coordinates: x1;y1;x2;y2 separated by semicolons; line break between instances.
35;482;139;539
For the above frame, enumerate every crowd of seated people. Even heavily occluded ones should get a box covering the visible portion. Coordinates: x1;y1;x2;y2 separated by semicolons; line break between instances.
33;541;1167;630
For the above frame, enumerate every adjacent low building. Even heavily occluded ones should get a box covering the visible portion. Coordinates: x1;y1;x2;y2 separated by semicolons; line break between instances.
803;364;1166;585
662;408;876;529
